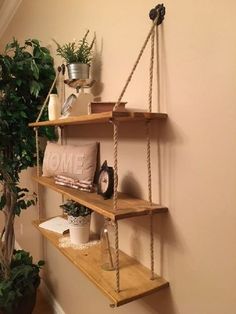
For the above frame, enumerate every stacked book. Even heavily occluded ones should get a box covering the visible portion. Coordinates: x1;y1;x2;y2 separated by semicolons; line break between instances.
54;174;94;193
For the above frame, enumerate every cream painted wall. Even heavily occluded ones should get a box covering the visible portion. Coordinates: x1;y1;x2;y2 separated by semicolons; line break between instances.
1;0;236;314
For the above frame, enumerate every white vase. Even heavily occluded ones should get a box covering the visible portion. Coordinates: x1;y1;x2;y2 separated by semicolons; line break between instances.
68;215;91;245
48;94;61;120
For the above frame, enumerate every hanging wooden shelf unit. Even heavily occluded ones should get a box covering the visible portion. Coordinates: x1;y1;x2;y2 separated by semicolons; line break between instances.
29;3;169;307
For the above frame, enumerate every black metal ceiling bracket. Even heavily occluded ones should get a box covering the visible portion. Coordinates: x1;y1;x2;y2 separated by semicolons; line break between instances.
149;4;166;25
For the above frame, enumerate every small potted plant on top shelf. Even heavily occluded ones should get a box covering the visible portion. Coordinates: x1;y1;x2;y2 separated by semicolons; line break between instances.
54;30;95;80
60;200;92;245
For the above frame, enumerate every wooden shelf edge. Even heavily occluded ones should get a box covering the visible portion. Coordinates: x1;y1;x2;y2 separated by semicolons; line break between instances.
33;219;169;307
33;176;168;220
115;281;170;307
29;111;168;127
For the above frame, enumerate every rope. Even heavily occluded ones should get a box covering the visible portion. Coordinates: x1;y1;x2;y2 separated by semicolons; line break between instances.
60;127;65;207
147;20;162;280
148;25;155;113
113;15;159;111
34;67;61;217
150;212;155;279
110;11;161;289
59;65;66;109
146;121;152;205
34;127;41;219
114;221;120;292
156;26;160;112
113;120;119;211
59;68;66;207
34;67;60;218
156;26;162;202
146;22;155;205
146;120;155;279
34;128;40;177
147;22;156;280
36;69;60;123
112;119;120;291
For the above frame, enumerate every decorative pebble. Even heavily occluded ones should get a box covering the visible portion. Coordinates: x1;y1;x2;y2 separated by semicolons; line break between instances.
59;236;100;250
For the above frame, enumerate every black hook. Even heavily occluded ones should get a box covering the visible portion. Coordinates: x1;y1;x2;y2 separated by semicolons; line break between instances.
61;64;66;75
149;4;166;25
57;64;66;75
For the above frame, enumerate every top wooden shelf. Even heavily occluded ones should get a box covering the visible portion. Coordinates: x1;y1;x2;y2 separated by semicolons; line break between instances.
29;111;168;127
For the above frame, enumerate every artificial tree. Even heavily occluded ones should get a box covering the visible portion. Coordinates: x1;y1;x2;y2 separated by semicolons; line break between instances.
0;38;56;312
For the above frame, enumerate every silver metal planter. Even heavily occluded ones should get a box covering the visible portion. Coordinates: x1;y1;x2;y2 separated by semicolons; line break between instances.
67;63;90;80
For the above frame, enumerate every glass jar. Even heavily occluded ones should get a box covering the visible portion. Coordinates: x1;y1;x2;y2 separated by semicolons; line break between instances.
100;218;116;271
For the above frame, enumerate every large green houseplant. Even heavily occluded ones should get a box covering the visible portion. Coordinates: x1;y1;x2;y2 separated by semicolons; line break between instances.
0;38;56;313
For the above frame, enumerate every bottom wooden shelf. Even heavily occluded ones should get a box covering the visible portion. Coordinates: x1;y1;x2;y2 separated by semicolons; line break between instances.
33;219;169;307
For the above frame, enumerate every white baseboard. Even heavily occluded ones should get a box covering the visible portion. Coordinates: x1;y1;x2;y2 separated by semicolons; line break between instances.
40;280;66;314
15;240;65;314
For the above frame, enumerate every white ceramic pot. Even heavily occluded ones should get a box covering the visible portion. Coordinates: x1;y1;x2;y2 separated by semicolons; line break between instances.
68;215;91;245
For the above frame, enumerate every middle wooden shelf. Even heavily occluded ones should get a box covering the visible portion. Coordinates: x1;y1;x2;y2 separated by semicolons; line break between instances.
33;176;168;220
